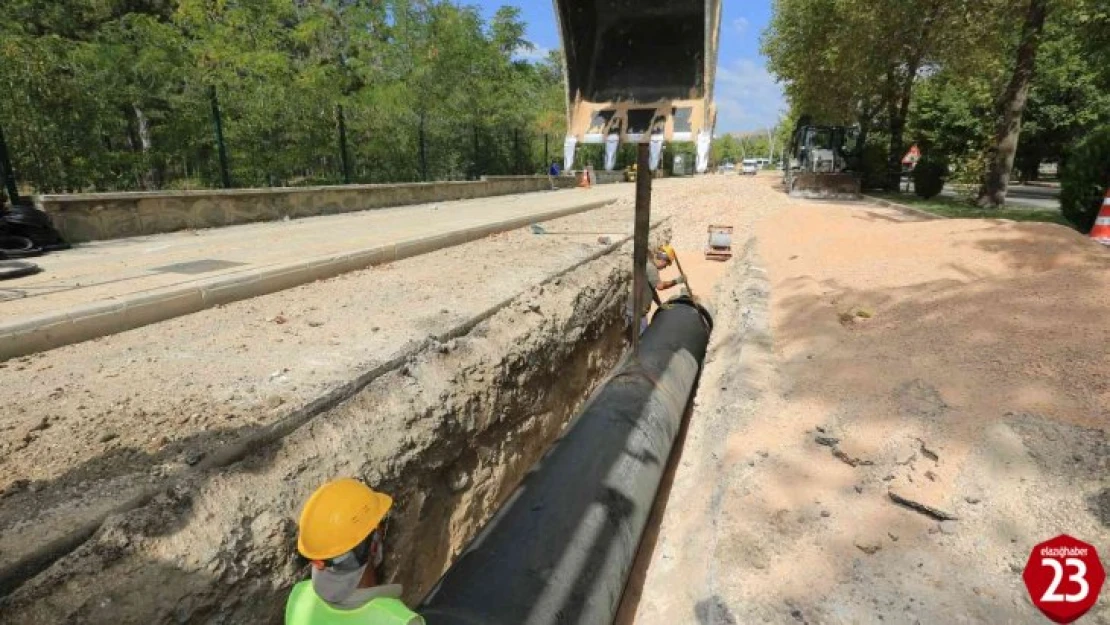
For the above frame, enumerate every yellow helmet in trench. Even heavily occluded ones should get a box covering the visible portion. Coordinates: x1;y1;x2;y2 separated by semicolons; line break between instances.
297;478;393;561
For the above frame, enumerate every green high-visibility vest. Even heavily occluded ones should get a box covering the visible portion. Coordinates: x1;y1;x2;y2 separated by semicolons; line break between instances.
285;581;425;625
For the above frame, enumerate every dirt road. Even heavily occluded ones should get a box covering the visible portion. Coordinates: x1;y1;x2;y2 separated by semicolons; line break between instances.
630;176;1110;624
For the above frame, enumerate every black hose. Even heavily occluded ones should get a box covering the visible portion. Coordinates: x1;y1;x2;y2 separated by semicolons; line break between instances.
0;260;41;280
0;235;42;259
2;205;69;252
418;298;711;625
2;205;53;228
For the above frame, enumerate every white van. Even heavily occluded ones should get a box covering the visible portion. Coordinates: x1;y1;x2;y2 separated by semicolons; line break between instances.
741;159;759;175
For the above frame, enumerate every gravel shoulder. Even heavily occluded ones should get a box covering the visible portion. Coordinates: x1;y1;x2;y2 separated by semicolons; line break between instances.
632;176;1110;624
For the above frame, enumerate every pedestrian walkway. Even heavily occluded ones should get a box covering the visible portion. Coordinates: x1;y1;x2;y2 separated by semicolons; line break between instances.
0;185;631;359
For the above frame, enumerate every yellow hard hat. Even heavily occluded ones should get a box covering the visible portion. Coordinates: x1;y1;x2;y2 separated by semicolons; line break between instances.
297;478;393;561
659;244;677;261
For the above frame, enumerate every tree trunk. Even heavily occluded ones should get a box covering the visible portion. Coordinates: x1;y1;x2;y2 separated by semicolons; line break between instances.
132;104;156;190
886;68;918;192
978;0;1048;207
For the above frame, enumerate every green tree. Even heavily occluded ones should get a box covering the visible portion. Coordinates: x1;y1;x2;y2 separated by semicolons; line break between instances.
0;0;568;193
764;0;1007;188
978;0;1049;207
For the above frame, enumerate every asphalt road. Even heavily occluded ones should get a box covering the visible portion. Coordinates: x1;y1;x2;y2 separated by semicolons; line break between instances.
942;183;1060;211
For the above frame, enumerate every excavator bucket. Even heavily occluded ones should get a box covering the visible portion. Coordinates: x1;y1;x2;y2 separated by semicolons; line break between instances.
554;0;721;151
786;172;862;199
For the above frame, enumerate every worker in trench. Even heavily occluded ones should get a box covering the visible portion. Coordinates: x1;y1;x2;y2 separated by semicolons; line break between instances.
628;246;685;335
285;478;425;625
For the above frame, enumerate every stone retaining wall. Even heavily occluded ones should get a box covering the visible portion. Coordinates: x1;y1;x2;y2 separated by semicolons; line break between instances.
35;175;620;243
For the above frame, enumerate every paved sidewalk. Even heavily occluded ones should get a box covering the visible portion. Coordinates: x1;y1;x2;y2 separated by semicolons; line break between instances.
0;185;632;359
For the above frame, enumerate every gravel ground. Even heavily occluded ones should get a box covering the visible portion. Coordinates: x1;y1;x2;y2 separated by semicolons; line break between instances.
631;175;1110;624
8;172;1105;623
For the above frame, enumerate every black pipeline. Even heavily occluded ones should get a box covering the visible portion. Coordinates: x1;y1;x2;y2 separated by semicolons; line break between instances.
419;297;711;625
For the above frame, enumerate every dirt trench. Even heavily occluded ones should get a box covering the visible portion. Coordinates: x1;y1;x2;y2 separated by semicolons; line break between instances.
1;227;669;624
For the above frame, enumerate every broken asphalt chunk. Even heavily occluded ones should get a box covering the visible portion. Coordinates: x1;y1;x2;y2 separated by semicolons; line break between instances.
833;448;874;467
888;489;958;521
917;439;939;462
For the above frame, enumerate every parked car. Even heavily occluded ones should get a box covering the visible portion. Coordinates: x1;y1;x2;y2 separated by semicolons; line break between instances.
718;162;736;174
741;159;759;176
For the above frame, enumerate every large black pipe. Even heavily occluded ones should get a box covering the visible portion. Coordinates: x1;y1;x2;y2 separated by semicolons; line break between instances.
418;298;711;625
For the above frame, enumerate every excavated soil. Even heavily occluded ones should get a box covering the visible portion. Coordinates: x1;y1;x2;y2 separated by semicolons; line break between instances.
631;176;1110;624
2;226;677;622
0;200;656;590
0;178;716;622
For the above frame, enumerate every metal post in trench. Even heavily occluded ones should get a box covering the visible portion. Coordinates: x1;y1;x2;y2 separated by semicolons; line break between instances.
631;141;651;349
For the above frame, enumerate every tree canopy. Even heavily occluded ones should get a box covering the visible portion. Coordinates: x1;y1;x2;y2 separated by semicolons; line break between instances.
0;0;568;193
762;0;1110;199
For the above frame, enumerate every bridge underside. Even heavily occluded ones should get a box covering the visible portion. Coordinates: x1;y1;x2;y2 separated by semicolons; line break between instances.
555;0;720;145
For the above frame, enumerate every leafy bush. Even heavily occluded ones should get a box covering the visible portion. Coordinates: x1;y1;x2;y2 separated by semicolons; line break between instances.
949;150;990;202
1060;128;1110;233
912;155;948;199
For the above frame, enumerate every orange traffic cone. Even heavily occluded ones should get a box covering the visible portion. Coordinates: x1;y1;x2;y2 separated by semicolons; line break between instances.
1091;188;1110;246
577;168;592;189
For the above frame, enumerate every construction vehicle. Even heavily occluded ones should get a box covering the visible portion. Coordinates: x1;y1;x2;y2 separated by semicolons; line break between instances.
783;116;862;198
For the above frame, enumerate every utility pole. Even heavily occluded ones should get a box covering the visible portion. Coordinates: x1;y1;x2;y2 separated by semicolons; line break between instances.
336;105;352;184
209;86;231;189
0;122;20;206
543;133;549;169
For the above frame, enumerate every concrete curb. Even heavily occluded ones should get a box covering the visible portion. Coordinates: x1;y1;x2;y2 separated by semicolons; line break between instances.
861;194;947;221
0;217;672;598
0;199;616;362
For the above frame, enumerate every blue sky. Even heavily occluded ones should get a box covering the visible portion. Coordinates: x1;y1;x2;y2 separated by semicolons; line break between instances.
468;1;785;133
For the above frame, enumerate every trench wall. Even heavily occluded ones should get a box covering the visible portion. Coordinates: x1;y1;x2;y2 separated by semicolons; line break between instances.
2;226;668;624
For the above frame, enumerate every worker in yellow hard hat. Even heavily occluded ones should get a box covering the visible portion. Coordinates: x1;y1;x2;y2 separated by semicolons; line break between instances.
626;244;685;335
285;478;424;625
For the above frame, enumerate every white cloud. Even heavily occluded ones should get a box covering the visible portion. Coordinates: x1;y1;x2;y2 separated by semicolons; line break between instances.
732;17;750;36
515;46;551;63
714;58;787;132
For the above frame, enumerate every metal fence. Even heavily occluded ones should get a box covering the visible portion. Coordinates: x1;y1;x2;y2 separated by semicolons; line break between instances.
0;85;572;200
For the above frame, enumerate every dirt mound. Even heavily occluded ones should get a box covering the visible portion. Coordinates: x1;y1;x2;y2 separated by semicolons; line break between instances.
631;177;1110;624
